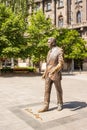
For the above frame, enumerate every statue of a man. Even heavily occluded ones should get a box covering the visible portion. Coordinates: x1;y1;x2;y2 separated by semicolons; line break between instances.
38;37;64;112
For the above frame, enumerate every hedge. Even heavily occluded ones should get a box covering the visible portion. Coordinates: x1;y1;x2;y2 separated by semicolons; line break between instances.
0;67;36;73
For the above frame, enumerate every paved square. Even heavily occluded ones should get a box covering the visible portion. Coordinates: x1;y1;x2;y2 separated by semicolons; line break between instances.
0;74;87;130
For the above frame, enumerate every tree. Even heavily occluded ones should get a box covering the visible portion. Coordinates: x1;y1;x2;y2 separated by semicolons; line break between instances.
57;28;87;71
0;3;26;58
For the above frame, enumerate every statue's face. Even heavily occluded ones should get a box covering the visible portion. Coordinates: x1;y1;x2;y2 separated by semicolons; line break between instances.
48;39;53;48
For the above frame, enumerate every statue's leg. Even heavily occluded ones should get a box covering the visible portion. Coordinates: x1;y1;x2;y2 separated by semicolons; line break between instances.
54;79;63;111
38;78;53;113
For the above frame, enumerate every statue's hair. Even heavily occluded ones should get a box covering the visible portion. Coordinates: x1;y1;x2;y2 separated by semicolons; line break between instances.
48;37;56;46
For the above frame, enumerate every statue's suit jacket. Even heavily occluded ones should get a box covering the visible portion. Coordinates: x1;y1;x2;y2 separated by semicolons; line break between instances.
45;46;64;81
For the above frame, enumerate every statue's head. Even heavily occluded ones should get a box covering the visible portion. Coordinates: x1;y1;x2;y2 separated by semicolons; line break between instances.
47;37;56;48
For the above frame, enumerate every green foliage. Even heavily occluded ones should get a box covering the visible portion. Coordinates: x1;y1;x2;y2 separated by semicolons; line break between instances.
1;66;36;73
1;67;13;73
2;47;20;57
0;3;26;58
57;28;87;60
13;66;36;72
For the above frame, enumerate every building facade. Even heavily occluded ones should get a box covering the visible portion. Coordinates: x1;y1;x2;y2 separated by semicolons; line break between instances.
28;0;87;71
28;0;87;39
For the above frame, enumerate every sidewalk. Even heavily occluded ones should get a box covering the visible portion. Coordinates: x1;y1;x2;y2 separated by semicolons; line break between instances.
62;70;87;75
0;73;87;130
62;71;87;81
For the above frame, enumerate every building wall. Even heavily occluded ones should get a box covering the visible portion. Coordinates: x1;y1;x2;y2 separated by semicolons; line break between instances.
29;0;87;29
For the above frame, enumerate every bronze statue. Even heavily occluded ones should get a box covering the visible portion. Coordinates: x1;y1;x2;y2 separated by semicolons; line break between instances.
38;37;64;112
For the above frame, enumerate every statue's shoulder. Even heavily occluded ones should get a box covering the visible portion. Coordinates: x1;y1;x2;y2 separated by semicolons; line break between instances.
57;47;63;52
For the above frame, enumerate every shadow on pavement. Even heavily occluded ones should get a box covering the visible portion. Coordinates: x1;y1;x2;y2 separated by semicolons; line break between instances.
49;101;87;112
63;101;87;111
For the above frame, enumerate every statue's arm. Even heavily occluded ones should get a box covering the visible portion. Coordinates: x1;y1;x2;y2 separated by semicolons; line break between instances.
50;49;64;74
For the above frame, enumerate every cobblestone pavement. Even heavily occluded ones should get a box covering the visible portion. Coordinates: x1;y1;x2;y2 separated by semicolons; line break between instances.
0;72;87;130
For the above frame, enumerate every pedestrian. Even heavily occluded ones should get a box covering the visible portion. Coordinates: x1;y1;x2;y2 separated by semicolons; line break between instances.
38;37;64;112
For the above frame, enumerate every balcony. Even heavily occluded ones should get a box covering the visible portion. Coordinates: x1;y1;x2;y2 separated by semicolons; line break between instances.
67;22;87;29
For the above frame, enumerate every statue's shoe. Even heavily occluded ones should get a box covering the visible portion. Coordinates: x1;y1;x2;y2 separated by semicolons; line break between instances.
57;104;63;111
38;105;49;113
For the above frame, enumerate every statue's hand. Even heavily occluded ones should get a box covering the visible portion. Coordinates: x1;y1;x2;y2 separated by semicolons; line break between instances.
50;68;56;75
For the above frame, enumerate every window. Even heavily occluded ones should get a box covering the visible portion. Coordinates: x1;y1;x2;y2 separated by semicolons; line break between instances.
46;1;51;11
58;0;63;7
58;16;63;27
76;11;81;23
34;2;40;11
